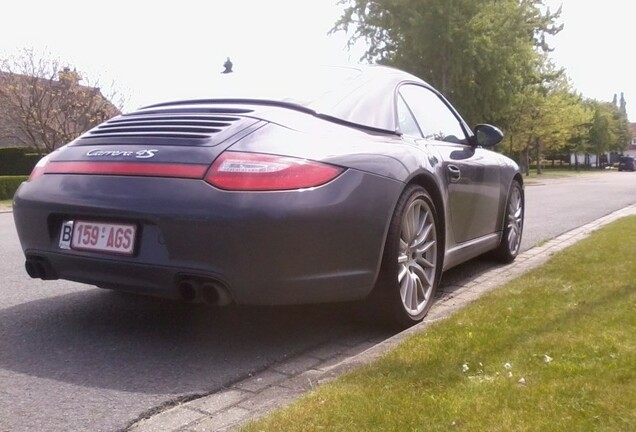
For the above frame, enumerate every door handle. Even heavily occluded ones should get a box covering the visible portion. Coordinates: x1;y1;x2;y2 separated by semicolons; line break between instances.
447;165;461;182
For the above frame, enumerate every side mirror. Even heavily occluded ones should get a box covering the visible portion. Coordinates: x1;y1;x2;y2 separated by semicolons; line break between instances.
473;124;504;147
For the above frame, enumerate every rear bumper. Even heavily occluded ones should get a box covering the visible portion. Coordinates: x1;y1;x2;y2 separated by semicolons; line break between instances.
13;170;403;305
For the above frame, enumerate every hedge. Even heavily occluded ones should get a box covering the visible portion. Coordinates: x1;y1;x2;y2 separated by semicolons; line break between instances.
0;176;27;200
0;147;42;176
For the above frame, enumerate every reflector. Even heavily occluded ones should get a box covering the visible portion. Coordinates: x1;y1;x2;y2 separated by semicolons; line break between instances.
42;161;208;178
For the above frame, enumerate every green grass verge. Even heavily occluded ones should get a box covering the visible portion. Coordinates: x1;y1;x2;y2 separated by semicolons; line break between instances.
0;199;12;211
243;217;636;432
523;168;611;183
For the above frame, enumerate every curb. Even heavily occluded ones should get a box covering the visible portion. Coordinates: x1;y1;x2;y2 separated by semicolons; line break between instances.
128;204;636;432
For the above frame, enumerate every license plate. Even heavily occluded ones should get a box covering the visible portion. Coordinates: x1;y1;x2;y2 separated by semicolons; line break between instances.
59;220;136;255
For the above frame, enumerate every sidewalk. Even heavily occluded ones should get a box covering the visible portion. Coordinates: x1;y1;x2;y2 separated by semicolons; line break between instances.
128;203;636;432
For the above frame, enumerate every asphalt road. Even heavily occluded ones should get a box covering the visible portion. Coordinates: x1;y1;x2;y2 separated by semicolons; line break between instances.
1;171;635;432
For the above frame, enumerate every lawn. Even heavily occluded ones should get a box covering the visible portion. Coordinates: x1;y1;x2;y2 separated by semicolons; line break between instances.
0;199;12;211
243;216;636;432
522;167;612;183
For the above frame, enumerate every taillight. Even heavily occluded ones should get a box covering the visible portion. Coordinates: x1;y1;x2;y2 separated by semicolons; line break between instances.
205;152;344;191
28;154;51;182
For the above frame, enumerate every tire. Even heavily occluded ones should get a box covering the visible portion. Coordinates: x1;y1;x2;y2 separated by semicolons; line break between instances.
491;180;524;263
373;185;442;328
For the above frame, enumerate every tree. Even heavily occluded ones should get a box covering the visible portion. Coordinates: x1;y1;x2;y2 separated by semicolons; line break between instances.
504;83;592;175
584;99;630;168
500;56;594;175
588;102;617;167
332;0;562;127
619;92;627;117
0;49;122;153
613;110;631;152
562;100;593;172
614;93;631;153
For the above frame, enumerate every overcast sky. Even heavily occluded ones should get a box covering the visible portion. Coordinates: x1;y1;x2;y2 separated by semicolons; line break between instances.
1;0;634;120
544;0;635;120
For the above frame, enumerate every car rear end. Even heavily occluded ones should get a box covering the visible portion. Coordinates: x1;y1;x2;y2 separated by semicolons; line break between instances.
13;102;403;306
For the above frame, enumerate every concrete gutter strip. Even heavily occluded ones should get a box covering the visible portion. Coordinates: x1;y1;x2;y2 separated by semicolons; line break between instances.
127;204;636;432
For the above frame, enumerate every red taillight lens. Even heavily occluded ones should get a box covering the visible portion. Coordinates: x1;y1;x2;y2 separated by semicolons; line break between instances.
205;152;344;191
28;154;51;182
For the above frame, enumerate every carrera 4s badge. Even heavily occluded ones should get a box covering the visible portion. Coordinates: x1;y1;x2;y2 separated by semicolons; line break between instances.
86;149;158;159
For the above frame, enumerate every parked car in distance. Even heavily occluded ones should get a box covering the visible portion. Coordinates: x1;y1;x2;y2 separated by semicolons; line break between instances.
618;156;635;172
12;64;524;328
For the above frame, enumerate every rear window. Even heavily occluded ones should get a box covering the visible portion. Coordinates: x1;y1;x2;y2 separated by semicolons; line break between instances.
143;65;408;133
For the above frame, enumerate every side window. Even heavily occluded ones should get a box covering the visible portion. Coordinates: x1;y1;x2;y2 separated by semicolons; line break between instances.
397;94;422;137
399;84;467;144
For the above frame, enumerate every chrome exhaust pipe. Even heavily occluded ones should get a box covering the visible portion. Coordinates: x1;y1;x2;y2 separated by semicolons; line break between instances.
178;279;200;302
201;282;232;306
25;257;58;280
25;259;42;279
176;276;233;306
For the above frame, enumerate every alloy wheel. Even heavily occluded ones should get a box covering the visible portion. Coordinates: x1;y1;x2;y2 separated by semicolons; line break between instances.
506;185;523;255
397;197;438;317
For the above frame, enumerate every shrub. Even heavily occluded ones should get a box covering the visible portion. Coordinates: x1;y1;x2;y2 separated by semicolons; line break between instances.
0;147;42;175
0;176;28;200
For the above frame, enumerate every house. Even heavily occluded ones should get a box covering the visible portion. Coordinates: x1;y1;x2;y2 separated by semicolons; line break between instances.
0;68;119;150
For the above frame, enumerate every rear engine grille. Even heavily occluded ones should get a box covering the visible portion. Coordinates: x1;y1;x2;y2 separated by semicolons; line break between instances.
85;107;254;140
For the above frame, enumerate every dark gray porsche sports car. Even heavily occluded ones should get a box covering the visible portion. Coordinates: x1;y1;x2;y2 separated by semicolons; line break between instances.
13;65;524;328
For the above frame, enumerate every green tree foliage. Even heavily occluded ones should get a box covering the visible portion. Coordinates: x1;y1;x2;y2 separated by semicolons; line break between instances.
333;0;562;127
589;102;617;157
333;0;628;173
0;49;122;153
588;100;631;166
613;95;632;152
504;63;593;174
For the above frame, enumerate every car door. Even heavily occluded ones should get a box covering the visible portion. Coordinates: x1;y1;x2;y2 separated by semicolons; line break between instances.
398;84;501;244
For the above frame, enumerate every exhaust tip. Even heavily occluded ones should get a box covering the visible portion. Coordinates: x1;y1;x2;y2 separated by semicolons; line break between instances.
25;257;58;280
178;280;199;302
25;259;41;279
176;275;234;306
201;282;233;306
